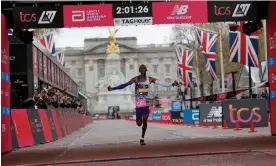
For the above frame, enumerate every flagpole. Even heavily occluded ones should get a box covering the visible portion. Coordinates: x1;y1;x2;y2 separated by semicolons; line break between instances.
192;26;218;34
219;34;225;92
249;66;253;98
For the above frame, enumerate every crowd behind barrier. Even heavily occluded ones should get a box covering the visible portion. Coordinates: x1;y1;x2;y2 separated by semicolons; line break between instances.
22;87;89;115
2;87;92;154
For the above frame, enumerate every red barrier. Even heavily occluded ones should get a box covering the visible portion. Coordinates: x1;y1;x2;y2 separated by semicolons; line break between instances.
58;111;67;136
51;109;63;139
1;112;11;153
38;109;53;142
11;109;34;148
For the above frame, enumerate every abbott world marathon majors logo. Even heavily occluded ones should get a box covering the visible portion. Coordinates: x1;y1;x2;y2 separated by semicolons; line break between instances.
204;106;222;123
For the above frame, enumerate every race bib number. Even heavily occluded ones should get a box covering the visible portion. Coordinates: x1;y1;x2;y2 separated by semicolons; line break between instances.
136;99;147;108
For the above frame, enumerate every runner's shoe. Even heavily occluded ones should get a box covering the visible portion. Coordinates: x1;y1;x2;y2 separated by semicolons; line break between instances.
140;139;146;145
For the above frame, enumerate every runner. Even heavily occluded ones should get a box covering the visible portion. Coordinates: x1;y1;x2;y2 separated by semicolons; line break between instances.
107;64;178;145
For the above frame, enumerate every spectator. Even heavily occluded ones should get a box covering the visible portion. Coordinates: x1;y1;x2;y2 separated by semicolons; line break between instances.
22;87;89;115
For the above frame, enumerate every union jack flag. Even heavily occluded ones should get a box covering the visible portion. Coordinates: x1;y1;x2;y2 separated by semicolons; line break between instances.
40;33;56;55
175;46;194;88
195;28;218;80
54;51;65;66
229;22;259;68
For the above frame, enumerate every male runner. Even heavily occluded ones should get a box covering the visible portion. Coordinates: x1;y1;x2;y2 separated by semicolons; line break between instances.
107;64;178;145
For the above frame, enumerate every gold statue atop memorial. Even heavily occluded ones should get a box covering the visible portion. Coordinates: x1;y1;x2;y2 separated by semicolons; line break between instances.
106;28;120;55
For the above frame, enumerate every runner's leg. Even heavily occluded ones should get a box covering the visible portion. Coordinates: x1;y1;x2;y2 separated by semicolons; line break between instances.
136;107;142;126
140;106;149;145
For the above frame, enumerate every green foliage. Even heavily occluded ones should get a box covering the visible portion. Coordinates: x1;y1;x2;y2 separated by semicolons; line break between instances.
34;28;62;37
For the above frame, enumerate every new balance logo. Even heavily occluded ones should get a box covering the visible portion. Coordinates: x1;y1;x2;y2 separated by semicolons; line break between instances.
207;106;222;118
232;4;251;17
171;5;188;15
38;11;57;24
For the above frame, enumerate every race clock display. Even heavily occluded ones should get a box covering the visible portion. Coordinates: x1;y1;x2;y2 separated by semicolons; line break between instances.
113;3;152;18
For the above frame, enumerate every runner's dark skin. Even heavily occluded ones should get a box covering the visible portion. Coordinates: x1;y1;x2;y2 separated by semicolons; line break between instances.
108;65;178;145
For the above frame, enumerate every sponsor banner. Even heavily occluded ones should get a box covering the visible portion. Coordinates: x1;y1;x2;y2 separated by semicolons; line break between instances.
152;1;208;24
267;2;276;135
114;17;152;26
98;114;108;120
51;61;55;85
48;59;51;83
63;5;113;27
1;14;9;74
1;79;10;107
171;111;183;123
33;46;38;76
183;109;199;124
222;99;268;128
1;107;11;153
207;1;259;22
199;103;222;126
11;109;35;148
43;55;48;81
171;100;182;112
1;15;11;153
152;112;161;120
26;109;45;144
38;109;53;142
38;51;43;78
161;112;171;121
13;7;64;28
57;67;60;88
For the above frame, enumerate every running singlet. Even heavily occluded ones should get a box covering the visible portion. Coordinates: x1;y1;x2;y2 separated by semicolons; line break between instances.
135;76;150;99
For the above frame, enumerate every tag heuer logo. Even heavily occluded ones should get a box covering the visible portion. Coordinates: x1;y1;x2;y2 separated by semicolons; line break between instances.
232;4;251;17
38;11;57;24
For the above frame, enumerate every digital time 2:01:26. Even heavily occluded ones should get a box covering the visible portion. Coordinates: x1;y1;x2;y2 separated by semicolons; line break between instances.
116;6;149;14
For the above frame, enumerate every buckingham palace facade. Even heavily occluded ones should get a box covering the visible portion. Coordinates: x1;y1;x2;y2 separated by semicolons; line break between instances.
58;37;200;112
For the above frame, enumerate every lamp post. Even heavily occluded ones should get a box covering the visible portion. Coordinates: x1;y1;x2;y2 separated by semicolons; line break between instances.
226;71;237;98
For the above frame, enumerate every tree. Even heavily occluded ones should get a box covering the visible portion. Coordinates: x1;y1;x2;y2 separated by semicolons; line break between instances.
34;28;62;37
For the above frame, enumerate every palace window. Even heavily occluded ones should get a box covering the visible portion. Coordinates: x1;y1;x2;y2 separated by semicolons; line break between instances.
165;64;171;74
97;59;105;79
121;58;126;76
152;65;158;74
77;68;82;77
129;64;134;70
71;60;76;65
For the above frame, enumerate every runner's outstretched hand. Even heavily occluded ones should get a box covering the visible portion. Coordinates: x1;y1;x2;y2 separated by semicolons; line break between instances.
172;80;179;87
107;86;112;91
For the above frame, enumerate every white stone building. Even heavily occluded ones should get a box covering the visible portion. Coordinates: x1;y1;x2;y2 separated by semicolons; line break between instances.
58;37;201;112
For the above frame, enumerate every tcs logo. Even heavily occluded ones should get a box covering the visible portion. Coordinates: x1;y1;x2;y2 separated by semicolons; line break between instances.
228;104;261;123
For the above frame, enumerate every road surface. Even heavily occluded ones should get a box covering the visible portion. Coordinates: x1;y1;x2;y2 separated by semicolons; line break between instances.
2;120;276;166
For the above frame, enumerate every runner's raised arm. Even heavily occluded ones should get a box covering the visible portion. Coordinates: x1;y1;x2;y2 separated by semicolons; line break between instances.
107;77;137;91
149;77;179;87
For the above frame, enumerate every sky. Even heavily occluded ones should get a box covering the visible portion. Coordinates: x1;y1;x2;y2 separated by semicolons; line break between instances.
55;24;173;48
